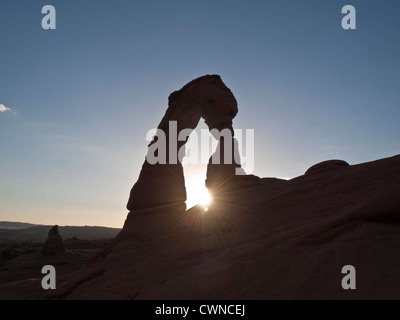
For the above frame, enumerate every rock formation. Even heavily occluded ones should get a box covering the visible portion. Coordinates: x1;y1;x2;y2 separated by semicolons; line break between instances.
305;159;349;175
19;76;400;300
41;225;66;255
126;75;242;219
50;154;400;299
206;136;242;193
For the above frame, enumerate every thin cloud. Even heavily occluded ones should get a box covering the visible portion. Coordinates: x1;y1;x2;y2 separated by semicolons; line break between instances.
0;104;12;112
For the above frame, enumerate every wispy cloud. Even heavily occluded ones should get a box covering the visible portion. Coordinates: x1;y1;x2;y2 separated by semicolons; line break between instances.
0;104;12;113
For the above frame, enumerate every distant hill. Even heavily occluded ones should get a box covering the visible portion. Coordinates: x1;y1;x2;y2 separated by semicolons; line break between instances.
0;222;43;230
0;222;121;244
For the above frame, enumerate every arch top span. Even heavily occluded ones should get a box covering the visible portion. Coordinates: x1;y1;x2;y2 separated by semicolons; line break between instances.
159;74;238;135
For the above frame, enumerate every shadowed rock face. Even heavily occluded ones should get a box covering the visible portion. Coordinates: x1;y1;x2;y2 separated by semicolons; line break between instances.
305;160;349;175
206;137;242;193
126;75;240;215
51;154;400;300
41;225;66;255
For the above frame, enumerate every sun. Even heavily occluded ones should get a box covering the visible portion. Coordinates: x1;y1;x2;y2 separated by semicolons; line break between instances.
185;173;212;210
189;184;212;210
198;189;212;207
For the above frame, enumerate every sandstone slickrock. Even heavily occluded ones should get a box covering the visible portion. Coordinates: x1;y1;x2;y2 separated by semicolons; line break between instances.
52;154;400;299
305;159;349;175
41;225;66;256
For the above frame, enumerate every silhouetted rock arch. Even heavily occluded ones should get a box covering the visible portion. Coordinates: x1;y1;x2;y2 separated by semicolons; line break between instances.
126;75;243;216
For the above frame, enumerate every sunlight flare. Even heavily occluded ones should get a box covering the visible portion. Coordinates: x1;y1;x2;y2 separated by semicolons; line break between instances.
185;171;212;209
198;190;212;207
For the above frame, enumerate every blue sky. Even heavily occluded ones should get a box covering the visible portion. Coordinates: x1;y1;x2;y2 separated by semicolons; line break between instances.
1;0;399;227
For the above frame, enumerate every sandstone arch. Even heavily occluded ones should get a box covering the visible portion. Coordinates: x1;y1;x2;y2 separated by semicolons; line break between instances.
126;75;242;216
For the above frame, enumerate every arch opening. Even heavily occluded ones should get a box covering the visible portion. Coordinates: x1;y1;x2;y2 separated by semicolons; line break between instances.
182;119;216;210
